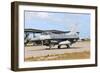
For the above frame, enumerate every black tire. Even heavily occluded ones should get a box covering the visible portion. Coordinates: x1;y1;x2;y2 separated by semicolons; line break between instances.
58;45;61;49
66;44;70;48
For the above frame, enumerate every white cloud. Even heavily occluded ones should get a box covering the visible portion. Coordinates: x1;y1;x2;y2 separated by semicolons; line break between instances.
25;11;78;27
25;12;36;20
36;12;49;19
25;11;51;21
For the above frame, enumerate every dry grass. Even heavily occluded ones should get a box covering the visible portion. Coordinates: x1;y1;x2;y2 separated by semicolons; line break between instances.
25;51;90;61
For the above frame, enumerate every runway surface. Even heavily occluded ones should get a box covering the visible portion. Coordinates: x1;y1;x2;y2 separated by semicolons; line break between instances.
25;41;90;58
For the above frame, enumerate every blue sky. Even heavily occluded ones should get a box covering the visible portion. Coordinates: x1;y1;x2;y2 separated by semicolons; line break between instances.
24;11;90;39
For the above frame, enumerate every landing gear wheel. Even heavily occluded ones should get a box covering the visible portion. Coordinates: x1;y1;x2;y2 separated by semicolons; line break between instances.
66;44;70;48
58;45;61;49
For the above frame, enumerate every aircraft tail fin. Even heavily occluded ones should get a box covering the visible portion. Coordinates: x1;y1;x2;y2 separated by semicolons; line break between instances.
67;24;79;35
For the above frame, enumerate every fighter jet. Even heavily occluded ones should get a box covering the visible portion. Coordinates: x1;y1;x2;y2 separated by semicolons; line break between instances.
24;28;79;49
